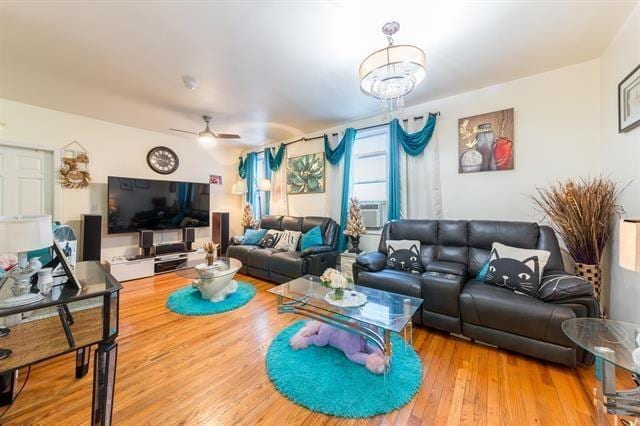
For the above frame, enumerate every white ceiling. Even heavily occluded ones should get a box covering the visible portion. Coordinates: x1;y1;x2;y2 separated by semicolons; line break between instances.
0;1;635;146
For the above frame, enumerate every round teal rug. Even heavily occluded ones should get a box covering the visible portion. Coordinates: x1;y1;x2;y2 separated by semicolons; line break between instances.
266;321;423;418
166;281;256;315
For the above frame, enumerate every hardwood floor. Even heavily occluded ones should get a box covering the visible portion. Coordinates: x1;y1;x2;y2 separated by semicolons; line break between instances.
1;272;635;425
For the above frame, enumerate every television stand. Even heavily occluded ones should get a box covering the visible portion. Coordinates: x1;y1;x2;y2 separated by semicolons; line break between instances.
106;250;205;282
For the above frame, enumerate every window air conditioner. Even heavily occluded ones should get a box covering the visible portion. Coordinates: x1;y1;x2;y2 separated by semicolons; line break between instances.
360;202;386;229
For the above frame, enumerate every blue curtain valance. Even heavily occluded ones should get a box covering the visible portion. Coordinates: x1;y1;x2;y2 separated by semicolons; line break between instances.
238;156;248;180
389;113;438;157
266;144;286;172
324;128;357;165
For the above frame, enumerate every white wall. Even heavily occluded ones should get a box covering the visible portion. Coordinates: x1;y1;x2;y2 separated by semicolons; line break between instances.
0;99;243;260
259;59;602;252
599;4;640;324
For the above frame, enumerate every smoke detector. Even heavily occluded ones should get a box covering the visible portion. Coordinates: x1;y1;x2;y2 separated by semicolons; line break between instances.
182;75;198;91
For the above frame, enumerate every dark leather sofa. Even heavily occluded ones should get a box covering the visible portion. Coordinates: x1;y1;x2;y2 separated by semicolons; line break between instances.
353;220;599;367
227;215;339;283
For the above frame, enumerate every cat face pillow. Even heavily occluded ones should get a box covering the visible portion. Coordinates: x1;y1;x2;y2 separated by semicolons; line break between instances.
386;240;423;274
259;230;282;248
483;242;550;297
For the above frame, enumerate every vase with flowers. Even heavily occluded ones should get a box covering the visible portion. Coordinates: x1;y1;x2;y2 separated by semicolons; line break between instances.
532;177;624;316
203;241;219;266
320;268;352;301
344;197;367;254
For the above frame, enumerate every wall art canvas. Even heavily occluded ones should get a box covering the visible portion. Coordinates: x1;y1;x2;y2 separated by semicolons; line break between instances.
619;64;640;133
287;153;325;194
458;108;514;173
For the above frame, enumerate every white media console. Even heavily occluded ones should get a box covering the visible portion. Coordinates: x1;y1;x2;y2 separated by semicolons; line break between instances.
106;249;205;282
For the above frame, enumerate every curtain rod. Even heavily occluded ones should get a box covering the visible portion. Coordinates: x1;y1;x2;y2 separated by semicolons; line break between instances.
247;112;441;154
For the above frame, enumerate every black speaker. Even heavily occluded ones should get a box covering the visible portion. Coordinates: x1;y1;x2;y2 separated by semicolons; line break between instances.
182;227;195;251
139;230;154;257
211;212;230;256
81;214;102;261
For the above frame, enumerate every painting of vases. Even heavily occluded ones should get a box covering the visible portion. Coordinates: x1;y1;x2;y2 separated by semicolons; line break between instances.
458;108;514;173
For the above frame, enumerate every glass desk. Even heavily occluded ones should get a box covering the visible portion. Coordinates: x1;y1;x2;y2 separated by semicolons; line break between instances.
269;275;423;371
563;318;640;423
0;261;121;425
174;258;242;302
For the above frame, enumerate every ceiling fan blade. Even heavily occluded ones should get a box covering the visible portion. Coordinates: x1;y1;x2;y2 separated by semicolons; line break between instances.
169;128;198;135
214;133;241;139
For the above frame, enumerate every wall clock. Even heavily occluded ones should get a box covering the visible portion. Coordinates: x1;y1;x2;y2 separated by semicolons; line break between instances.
147;146;179;174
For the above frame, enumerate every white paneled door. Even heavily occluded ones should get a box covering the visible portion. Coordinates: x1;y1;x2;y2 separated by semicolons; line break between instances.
0;145;54;217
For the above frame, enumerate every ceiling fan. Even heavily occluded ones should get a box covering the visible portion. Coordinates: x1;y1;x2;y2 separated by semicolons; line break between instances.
170;115;241;143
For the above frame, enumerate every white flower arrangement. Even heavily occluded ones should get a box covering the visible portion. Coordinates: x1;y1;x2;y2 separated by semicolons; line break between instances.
320;268;352;289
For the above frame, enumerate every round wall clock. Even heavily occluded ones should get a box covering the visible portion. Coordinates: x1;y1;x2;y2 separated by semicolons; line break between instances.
147;146;179;174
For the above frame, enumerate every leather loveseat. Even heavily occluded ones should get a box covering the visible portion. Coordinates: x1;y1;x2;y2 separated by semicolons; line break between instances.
353;220;599;367
227;215;339;283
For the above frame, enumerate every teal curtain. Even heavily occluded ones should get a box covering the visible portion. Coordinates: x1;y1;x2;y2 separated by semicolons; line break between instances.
266;144;286;171
263;149;272;215
388;114;438;221
244;153;258;215
324;128;357;251
238;156;248;180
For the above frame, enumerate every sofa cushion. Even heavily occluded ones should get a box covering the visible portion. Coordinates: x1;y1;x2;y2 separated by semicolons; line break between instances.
247;248;280;270
226;244;259;264
468;221;539;250
281;216;303;232
356;269;422;299
269;251;307;277
459;280;575;347
259;215;284;230
425;260;467;277
242;228;267;245
259;229;283;248
274;230;302;252
300;226;324;250
385;240;423;274
538;274;593;302
482;243;551;296
302;216;330;233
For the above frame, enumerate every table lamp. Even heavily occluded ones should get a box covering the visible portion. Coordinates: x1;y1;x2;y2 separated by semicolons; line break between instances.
0;215;53;286
619;219;640;271
232;180;247;195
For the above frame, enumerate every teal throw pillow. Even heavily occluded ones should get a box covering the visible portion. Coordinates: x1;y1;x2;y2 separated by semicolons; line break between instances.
300;226;324;251
242;228;267;245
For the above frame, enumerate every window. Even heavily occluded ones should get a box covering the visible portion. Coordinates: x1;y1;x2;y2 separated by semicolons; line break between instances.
351;126;389;203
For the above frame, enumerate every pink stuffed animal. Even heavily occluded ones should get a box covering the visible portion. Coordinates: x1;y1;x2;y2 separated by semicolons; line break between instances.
290;321;387;374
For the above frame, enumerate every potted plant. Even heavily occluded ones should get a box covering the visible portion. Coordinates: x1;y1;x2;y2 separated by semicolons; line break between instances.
344;197;367;254
320;268;352;301
203;241;219;266
532;177;624;314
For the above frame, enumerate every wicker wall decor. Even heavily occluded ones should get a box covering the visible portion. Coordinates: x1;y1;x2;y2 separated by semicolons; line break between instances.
59;141;91;188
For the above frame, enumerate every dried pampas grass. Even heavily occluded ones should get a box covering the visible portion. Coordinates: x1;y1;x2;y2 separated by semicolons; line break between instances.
532;177;624;265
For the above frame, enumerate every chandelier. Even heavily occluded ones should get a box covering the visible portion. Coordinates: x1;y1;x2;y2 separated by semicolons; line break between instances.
359;21;426;117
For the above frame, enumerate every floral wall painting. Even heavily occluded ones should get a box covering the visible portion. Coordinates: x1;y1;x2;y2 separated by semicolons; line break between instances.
287;153;325;194
458;108;514;173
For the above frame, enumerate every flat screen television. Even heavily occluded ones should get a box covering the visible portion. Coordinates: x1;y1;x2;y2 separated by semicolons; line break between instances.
107;176;210;234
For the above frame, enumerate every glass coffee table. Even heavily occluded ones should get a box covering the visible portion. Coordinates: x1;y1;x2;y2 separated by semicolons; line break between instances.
268;275;423;371
562;318;640;423
175;257;242;302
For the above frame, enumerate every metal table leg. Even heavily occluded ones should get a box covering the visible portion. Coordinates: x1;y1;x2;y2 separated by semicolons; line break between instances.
92;340;118;426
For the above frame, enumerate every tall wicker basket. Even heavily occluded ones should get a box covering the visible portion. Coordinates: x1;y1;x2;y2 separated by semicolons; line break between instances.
575;262;604;317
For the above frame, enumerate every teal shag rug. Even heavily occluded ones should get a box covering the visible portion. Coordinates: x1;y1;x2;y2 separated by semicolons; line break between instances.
166;281;256;316
266;321;423;418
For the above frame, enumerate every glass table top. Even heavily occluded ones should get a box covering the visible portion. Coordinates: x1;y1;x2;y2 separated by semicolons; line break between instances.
174;257;242;280
0;261;121;317
562;318;640;375
268;275;423;333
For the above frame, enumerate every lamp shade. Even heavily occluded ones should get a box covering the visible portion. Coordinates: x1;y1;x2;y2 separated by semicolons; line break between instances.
258;179;272;192
0;215;53;253
620;219;640;272
232;180;247;195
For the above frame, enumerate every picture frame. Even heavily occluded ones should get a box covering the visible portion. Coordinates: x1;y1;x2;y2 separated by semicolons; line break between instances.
287;152;326;194
53;241;83;289
458;108;514;174
618;63;640;133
